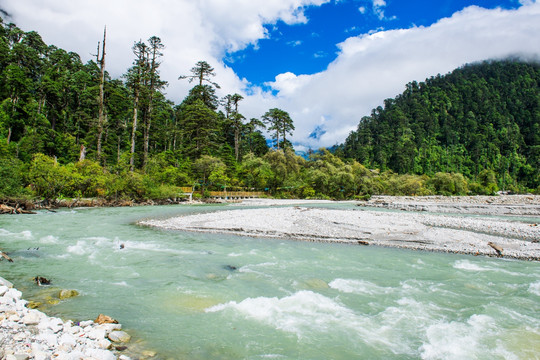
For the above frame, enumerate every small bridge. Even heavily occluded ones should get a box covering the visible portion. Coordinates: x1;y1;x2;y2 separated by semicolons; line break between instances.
180;187;264;201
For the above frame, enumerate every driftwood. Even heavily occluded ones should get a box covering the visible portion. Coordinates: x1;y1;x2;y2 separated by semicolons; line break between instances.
0;250;14;262
488;242;504;257
0;201;36;214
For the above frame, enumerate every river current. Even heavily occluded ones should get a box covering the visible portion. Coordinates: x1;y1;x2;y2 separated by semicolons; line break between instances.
0;204;539;359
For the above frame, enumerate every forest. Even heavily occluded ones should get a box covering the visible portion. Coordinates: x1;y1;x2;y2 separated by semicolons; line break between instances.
0;18;538;204
340;59;540;193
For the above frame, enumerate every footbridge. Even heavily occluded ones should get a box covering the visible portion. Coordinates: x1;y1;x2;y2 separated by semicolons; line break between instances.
180;187;265;201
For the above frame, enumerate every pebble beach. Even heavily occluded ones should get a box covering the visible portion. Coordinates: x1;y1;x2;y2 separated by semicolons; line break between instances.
0;277;132;360
142;196;540;260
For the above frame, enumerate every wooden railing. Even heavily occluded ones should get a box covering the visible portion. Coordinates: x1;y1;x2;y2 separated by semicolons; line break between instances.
208;191;265;198
178;187;264;199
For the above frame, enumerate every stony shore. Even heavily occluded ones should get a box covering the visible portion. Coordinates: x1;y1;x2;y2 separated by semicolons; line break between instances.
141;196;540;261
359;194;540;215
0;277;134;360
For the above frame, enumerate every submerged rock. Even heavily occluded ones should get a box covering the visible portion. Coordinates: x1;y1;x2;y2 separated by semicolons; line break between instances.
58;289;79;299
108;330;132;343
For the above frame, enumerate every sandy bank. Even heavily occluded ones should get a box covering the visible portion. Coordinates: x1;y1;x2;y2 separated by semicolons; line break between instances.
141;198;540;261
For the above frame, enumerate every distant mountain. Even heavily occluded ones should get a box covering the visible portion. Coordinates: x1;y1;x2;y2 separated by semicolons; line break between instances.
339;59;540;190
308;125;326;140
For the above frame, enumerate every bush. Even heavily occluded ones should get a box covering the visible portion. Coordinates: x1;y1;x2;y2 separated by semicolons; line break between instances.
428;172;468;195
0;158;26;197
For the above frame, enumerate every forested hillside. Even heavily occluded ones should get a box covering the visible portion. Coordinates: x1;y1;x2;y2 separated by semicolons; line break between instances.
341;60;540;191
0;17;538;203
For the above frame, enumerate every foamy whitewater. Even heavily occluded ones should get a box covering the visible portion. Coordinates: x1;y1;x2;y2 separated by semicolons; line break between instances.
1;203;539;359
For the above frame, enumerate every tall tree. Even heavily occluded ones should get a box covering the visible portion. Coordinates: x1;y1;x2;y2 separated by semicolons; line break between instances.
125;40;147;171
142;36;166;170
178;60;220;88
262;108;294;150
96;26;106;162
223;93;244;161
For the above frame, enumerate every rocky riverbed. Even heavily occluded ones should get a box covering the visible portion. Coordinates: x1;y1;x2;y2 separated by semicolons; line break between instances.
0;277;134;360
141;198;540;260
359;195;540;216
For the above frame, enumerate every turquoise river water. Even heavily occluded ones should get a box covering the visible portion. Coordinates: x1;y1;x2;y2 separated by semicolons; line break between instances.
0;203;539;359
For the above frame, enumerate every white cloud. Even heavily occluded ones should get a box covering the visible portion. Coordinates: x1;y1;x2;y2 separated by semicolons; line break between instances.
372;0;387;20
268;2;540;148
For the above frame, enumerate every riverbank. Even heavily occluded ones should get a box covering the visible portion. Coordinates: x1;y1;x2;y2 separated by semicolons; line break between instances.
0;277;134;360
141;197;540;261
0;197;193;214
359;194;540;216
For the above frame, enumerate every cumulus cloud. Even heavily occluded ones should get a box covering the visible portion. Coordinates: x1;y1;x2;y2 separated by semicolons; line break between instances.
268;2;540;148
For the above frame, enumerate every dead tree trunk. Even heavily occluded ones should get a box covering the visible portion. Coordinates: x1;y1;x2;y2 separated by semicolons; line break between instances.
96;26;107;162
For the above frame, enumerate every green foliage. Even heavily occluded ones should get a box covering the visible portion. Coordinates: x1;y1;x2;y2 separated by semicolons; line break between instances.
27;154;74;201
0;158;25;197
342;60;540;190
427;172;468;195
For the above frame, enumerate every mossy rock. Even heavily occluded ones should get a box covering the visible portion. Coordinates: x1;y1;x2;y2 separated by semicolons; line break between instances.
58;289;79;299
27;301;43;309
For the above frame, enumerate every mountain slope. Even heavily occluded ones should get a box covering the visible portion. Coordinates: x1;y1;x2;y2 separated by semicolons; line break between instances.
340;59;540;190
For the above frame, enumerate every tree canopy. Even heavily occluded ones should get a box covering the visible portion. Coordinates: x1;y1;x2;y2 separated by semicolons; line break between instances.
340;60;540;191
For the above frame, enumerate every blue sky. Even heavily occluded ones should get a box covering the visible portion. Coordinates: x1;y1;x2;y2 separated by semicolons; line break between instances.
3;0;539;149
226;0;523;87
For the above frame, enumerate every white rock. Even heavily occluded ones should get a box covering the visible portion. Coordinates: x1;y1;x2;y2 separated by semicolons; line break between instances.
39;317;64;334
84;349;116;360
37;330;58;347
96;338;112;349
67;325;83;335
59;333;77;347
97;323;122;334
4;288;22;300
8;313;21;322
13;332;26;341
78;320;93;327
31;343;46;353
21;312;41;325
13;354;30;360
0;285;9;296
0;276;14;288
108;330;131;343
119;356;132;360
32;351;49;360
15;299;28;311
86;327;107;340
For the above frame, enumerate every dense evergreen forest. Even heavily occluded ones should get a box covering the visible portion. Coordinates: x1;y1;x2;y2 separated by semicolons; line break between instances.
340;60;540;193
0;18;538;203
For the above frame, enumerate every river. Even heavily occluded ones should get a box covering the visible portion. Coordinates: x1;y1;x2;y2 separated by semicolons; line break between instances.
1;204;539;359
